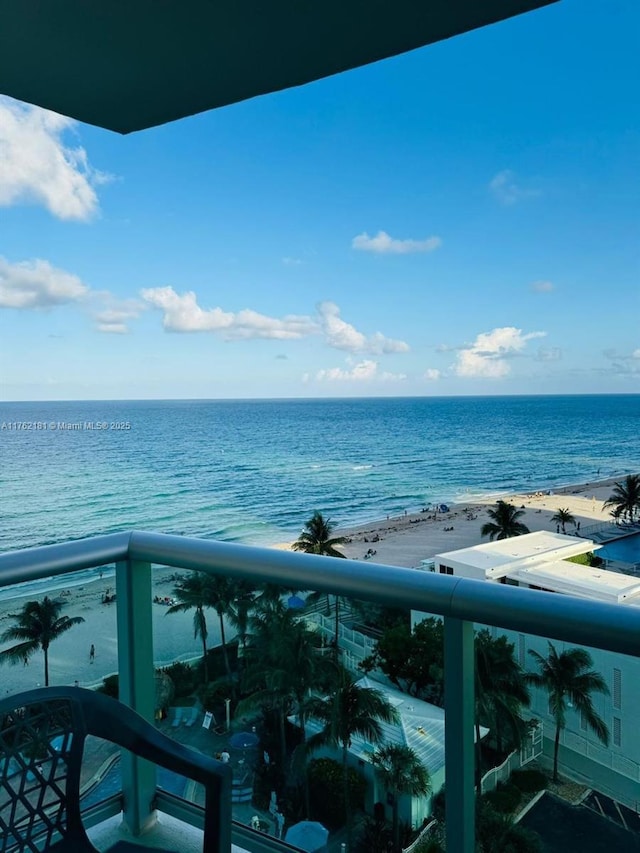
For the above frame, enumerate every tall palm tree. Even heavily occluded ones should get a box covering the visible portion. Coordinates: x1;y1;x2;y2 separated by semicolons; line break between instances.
604;474;640;523
475;631;530;787
552;507;576;534
167;573;211;682
0;596;85;686
305;668;399;843
372;744;431;853
293;511;348;658
240;606;326;767
481;500;530;541
527;642;609;782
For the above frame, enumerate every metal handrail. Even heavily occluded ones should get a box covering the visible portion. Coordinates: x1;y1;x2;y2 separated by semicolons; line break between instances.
1;530;640;656
3;530;640;853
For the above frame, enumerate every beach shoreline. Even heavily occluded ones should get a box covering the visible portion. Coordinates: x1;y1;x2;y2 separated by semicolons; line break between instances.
0;474;634;698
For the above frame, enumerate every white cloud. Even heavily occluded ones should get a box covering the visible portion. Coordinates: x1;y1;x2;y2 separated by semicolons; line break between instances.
90;295;146;334
536;346;562;362
424;368;441;380
317;301;409;354
315;359;406;382
603;348;640;376
282;257;302;266
141;286;315;340
0;256;88;308
352;230;442;254
0;97;110;221
489;170;540;206
531;280;554;293
453;327;546;378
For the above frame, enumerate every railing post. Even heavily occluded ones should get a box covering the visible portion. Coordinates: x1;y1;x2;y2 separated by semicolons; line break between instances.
444;617;475;853
116;558;157;835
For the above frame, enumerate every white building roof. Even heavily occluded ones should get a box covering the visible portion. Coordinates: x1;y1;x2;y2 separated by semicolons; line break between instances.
507;561;640;604
435;531;598;578
295;676;488;779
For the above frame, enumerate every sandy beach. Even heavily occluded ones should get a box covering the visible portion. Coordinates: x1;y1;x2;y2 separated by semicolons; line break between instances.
336;476;625;568
0;571;215;698
0;475;632;697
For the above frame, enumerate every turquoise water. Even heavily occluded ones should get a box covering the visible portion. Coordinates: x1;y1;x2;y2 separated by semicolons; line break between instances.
1;395;638;554
599;533;640;564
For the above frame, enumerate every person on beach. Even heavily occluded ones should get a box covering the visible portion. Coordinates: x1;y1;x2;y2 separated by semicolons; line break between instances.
89;644;95;663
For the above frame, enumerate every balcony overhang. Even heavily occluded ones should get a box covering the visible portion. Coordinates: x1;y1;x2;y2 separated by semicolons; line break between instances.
0;0;558;133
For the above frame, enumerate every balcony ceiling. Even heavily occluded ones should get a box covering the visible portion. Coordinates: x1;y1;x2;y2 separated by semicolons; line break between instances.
0;0;557;134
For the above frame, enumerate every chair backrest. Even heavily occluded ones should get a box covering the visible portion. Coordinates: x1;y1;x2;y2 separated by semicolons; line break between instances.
0;689;88;852
1;687;232;853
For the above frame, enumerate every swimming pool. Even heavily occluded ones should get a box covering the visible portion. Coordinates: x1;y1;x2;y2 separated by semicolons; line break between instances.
599;532;640;565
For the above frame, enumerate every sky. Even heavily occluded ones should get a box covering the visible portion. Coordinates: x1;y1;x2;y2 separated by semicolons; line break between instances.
0;0;638;401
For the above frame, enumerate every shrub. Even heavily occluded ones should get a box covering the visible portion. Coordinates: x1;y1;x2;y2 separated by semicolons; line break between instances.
307;758;367;828
161;661;195;698
511;768;547;793
484;781;522;814
97;674;119;698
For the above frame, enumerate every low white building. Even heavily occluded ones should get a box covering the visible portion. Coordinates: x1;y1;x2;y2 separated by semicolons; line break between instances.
417;531;640;809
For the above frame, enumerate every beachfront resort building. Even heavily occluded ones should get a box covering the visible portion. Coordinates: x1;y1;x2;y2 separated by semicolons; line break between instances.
417;531;640;810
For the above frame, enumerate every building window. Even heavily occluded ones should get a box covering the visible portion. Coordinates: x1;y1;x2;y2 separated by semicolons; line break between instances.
439;565;453;575
580;711;588;731
613;668;621;710
613;717;621;748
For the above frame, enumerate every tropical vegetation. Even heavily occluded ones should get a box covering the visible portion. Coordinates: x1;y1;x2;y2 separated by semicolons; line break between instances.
360;618;444;703
0;596;85;686
167;572;242;690
481;500;530;541
372;744;431;853
304;666;399;843
603;474;640;523
293;511;348;656
292;510;348;558
551;507;576;533
475;631;531;785
527;642;609;782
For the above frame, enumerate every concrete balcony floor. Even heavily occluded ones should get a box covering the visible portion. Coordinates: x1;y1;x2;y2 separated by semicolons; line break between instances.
88;812;250;853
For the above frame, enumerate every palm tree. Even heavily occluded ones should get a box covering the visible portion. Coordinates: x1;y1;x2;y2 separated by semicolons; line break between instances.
292;511;348;558
305;667;399;843
475;631;530;787
0;596;85;686
481;500;530;541
167;572;212;684
604;474;640;523
372;744;431;853
552;507;576;534
527;642;609;782
293;511;348;658
240;606;328;768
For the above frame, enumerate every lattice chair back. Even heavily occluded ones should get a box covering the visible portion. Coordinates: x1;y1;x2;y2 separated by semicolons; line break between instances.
0;687;232;853
0;692;86;852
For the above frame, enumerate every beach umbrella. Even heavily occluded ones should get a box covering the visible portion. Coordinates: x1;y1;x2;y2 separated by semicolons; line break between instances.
284;820;329;852
229;731;259;749
287;595;305;610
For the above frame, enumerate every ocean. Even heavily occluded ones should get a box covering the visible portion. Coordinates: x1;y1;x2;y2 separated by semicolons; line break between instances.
1;395;639;557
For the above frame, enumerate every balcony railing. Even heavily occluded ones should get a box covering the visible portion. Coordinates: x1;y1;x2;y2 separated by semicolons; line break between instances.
2;530;640;853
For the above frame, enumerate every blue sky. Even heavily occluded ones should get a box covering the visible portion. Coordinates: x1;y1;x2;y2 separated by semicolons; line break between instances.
1;0;638;400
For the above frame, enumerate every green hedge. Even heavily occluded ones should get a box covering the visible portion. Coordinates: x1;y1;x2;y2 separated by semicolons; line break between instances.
511;768;547;793
307;757;367;829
